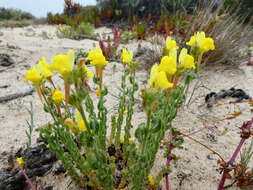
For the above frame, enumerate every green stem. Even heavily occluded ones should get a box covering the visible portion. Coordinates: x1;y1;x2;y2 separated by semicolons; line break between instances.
78;104;91;134
142;109;152;154
115;70;127;150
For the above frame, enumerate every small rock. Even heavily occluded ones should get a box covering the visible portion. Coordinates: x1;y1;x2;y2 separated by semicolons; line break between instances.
0;54;15;67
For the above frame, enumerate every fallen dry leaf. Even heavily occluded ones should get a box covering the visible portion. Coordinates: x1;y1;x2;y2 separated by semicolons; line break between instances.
226;111;242;120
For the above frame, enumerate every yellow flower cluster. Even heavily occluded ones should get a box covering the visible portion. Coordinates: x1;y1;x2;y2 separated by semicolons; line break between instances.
24;50;94;85
52;88;64;104
149;32;215;89
24;58;53;86
186;31;215;53
149;37;195;89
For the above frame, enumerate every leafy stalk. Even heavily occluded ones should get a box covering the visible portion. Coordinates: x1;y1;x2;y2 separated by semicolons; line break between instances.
25;102;35;148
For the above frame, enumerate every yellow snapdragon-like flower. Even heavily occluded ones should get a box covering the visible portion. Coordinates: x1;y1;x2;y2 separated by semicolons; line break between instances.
75;111;87;131
149;65;173;89
86;47;108;68
186;31;215;53
121;48;133;64
166;36;178;50
159;56;177;75
179;48;195;69
83;65;94;79
196;31;206;46
37;58;53;78
169;48;177;62
16;157;25;165
148;64;159;87
52;88;64;104
154;71;173;89
50;50;75;77
24;67;42;85
200;38;215;52
186;36;196;47
148;174;156;187
24;58;53;86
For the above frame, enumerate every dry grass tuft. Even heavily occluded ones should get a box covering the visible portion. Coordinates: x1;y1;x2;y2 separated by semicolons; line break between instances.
184;2;253;65
135;36;164;70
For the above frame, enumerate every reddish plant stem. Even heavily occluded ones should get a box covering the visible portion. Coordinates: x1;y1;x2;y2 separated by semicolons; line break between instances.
217;118;253;190
247;52;253;66
21;168;36;190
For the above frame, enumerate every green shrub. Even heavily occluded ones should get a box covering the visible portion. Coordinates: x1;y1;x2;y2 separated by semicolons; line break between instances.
0;7;34;20
76;22;95;36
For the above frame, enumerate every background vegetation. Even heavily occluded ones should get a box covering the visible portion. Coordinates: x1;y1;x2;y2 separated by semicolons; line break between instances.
0;7;34;20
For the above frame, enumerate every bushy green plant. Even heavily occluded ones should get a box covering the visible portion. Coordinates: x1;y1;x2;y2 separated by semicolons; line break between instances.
121;30;137;44
133;23;147;39
76;22;95;36
23;33;214;189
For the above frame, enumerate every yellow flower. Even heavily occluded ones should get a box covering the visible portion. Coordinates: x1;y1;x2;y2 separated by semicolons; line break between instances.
96;89;101;97
64;118;75;131
121;136;125;143
52;88;64;104
199;37;215;52
148;64;159;87
186;36;196;46
186;32;204;47
121;48;133;64
154;71;173;89
36;58;53;78
83;65;94;79
149;63;173;89
166;36;178;50
16;157;25;165
87;47;108;68
75;111;87;131
24;67;42;85
121;136;134;143
195;31;206;46
50;50;75;77
186;32;215;53
148;174;156;187
179;48;195;69
159;56;177;75
169;48;177;62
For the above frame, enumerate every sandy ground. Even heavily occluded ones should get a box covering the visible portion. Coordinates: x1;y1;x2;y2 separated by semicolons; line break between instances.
0;25;253;190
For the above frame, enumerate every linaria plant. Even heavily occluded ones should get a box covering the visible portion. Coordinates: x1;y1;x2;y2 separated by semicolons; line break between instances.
23;32;214;190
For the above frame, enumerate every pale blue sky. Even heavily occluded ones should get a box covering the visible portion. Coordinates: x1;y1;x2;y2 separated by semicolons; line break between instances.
0;0;97;17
